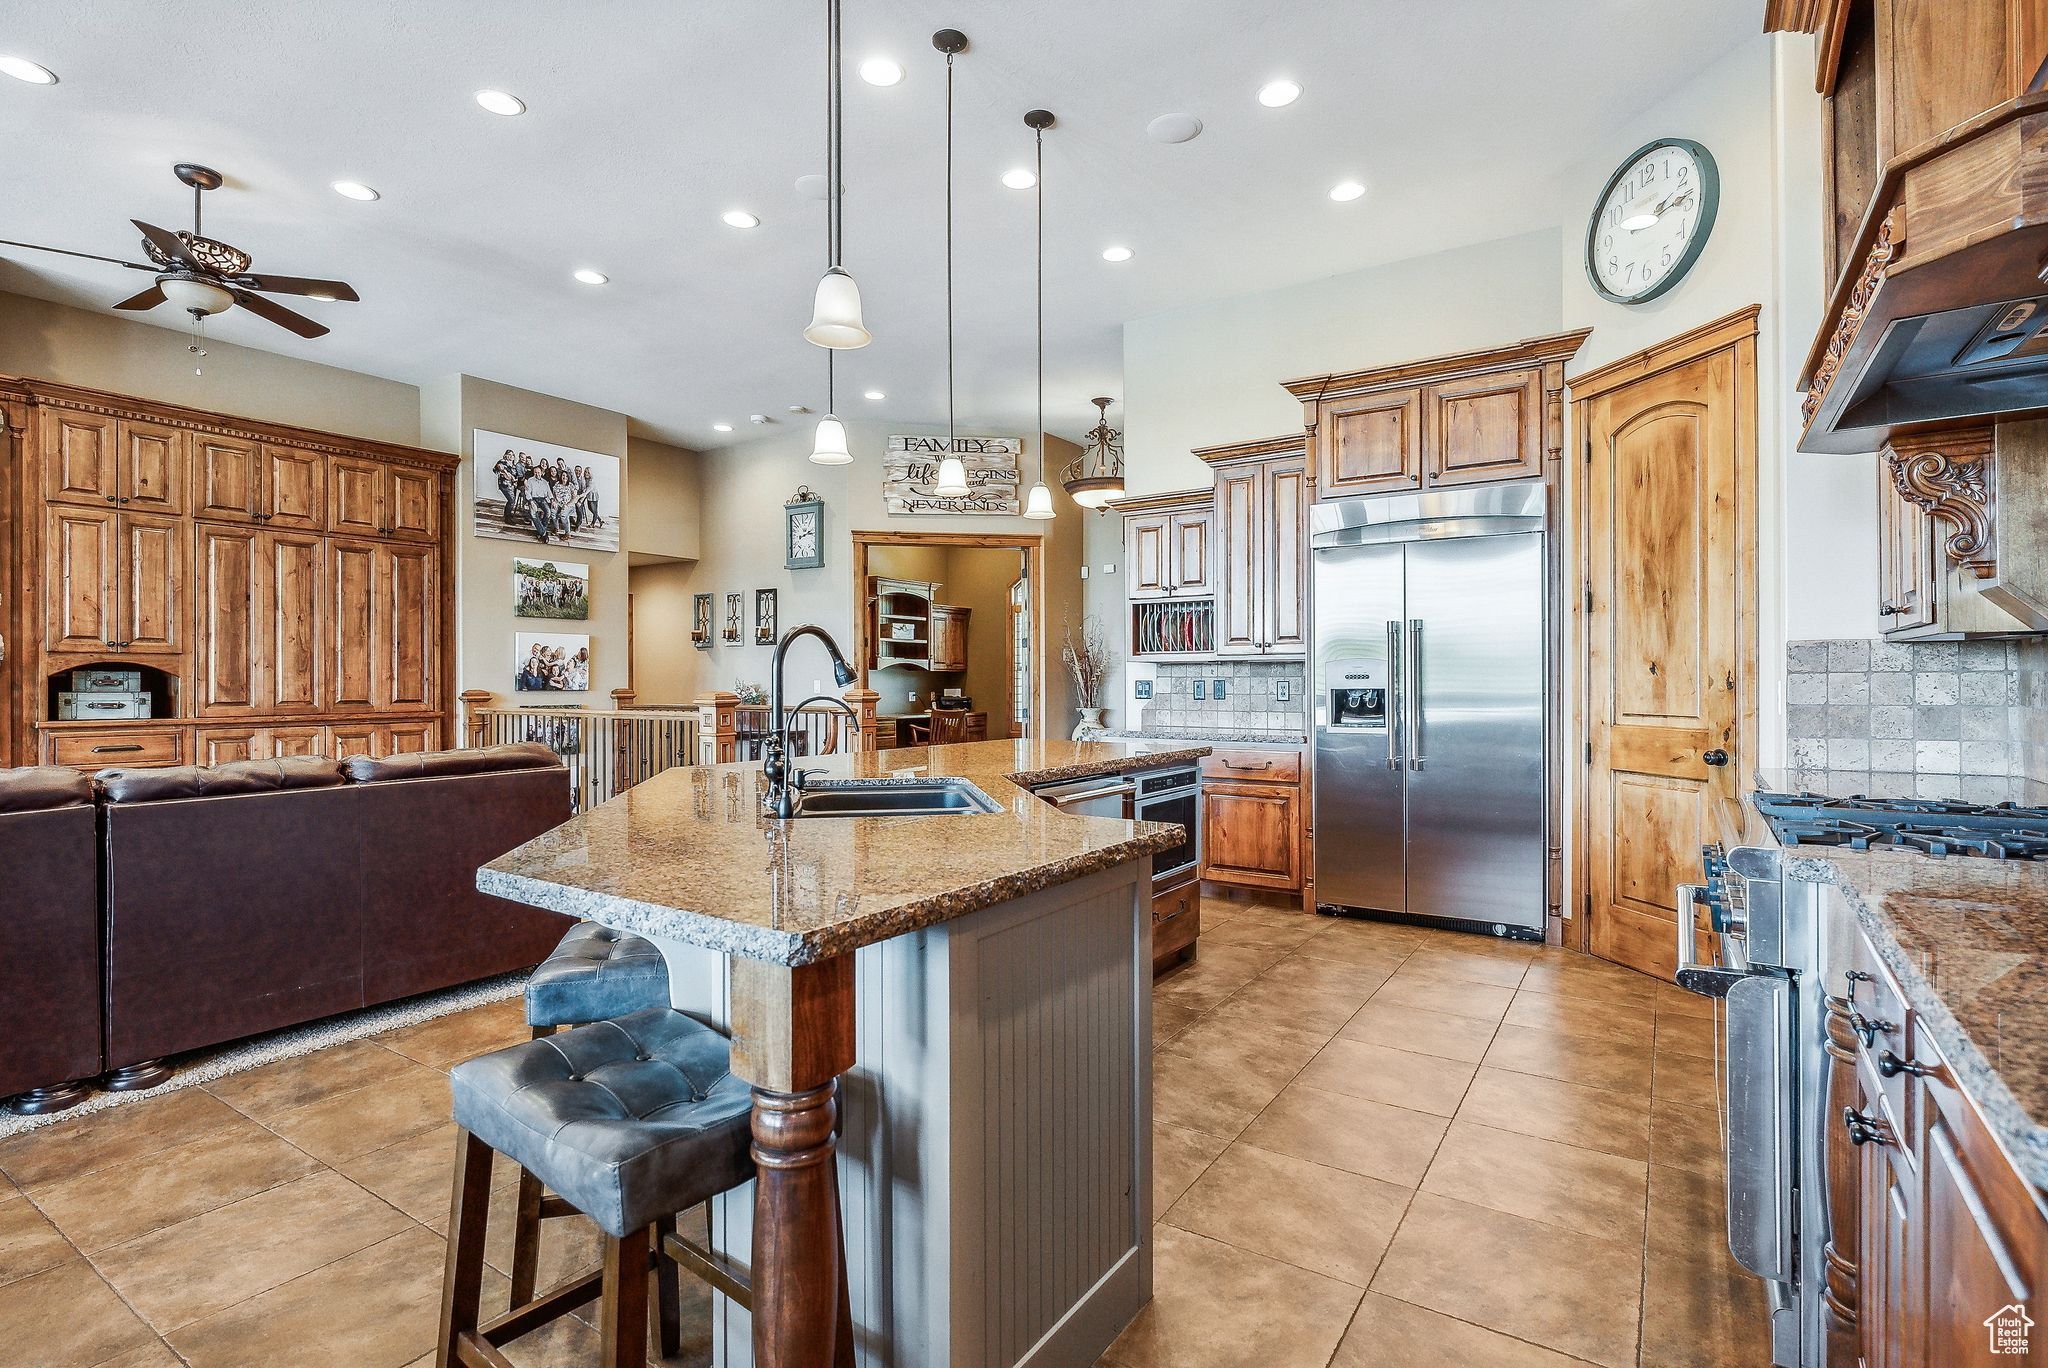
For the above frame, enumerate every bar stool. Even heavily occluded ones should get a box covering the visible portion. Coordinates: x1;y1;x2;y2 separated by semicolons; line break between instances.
437;1008;758;1368
511;922;674;1306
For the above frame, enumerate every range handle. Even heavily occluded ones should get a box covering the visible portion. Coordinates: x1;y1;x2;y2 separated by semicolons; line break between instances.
1674;884;1750;998
1725;972;1794;1283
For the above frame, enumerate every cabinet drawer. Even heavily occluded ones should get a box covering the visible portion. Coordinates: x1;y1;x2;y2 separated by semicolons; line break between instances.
1153;882;1201;960
47;726;185;769
1847;925;1914;1128
1199;748;1301;784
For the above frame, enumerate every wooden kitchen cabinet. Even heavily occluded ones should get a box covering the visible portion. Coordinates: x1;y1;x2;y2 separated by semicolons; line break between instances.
41;407;119;507
330;538;436;711
43;505;116;654
1197;437;1307;657
1425;367;1545;487
1197;745;1307;893
1123;494;1212;600
1876;462;1937;632
196;437;328;529
195;525;324;716
116;512;185;656
117;419;189;516
928;604;971;672
1315;387;1423;497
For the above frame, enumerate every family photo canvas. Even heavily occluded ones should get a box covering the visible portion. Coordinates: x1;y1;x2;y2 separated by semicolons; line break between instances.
514;632;591;693
513;558;590;620
473;429;621;553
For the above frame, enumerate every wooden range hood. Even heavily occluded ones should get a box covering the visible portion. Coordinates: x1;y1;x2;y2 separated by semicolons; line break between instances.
1772;0;2048;455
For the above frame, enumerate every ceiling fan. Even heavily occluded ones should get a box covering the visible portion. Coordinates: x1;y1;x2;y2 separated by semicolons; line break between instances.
0;163;359;339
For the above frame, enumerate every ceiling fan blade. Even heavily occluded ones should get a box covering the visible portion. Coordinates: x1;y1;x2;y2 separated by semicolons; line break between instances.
228;287;328;339
132;219;199;269
113;283;167;311
232;273;359;302
0;238;157;270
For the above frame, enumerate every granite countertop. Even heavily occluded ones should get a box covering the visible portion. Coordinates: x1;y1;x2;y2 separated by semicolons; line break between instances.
1754;772;2048;1186
479;738;1208;968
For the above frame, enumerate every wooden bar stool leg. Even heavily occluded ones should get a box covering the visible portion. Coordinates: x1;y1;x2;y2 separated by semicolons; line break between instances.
509;1167;544;1307
653;1214;682;1359
601;1227;651;1368
436;1128;494;1368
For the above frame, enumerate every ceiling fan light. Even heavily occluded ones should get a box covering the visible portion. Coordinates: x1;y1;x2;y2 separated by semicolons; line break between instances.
1023;481;1056;519
932;455;970;497
804;266;871;349
808;414;853;465
159;276;234;317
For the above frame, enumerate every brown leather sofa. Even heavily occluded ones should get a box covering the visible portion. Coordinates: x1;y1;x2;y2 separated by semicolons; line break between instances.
95;745;573;1088
0;767;103;1113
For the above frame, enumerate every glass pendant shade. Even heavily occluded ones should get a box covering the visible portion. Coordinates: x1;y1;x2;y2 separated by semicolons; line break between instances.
160;276;234;317
808;414;852;465
803;267;870;349
1065;480;1123;509
1023;481;1056;519
933;455;970;497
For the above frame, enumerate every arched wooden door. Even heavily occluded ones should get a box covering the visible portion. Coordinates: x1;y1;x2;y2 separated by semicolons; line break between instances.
1574;309;1758;979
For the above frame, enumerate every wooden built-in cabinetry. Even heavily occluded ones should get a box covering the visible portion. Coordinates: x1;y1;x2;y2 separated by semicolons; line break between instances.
868;577;973;675
1123;495;1212;600
1197;745;1307;894
1;377;457;769
1196;436;1306;657
1872;421;2048;637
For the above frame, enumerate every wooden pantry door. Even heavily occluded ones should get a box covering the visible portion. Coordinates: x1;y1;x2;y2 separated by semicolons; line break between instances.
1574;309;1757;980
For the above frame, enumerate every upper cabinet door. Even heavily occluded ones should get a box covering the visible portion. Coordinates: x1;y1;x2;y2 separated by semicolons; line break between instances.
1318;388;1422;498
328;538;380;710
43;505;116;652
1264;460;1308;653
1216;468;1263;654
265;529;325;711
1425;367;1543;488
378;542;437;710
1169;510;1212;596
117;420;188;515
116;512;184;655
41;408;119;508
194;434;264;523
263;445;327;530
1127;515;1170;598
329;455;386;537
1876;467;1936;634
386;466;439;542
194;523;264;713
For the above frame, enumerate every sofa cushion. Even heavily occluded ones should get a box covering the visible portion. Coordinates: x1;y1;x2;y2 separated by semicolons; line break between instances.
0;765;94;814
98;756;344;805
449;1007;754;1238
343;742;561;784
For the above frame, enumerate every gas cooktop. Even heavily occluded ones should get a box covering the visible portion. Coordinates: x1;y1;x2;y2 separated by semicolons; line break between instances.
1754;790;2048;860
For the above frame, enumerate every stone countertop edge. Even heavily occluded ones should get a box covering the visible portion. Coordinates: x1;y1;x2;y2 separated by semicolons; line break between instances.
1782;850;2048;1189
478;740;1212;970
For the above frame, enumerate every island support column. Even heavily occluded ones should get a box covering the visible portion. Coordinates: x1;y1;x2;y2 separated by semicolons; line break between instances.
729;954;858;1368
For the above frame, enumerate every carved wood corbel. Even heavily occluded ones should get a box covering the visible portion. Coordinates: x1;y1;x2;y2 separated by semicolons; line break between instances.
1886;430;1996;578
1804;212;1898;427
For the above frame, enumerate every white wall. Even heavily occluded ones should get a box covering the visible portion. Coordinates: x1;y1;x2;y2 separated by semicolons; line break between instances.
1121;230;1565;495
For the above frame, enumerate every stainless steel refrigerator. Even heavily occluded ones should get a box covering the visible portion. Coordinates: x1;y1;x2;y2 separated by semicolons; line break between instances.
1311;481;1548;940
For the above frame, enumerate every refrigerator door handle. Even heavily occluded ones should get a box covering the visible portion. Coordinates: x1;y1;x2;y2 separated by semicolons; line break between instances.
1385;620;1404;770
1406;618;1425;771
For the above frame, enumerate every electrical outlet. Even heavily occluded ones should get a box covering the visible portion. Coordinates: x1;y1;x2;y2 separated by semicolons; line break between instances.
1212;678;1226;700
1134;680;1153;699
1192;679;1205;701
1275;679;1292;702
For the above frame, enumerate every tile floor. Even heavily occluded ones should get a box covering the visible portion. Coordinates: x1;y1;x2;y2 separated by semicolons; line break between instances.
0;892;1767;1367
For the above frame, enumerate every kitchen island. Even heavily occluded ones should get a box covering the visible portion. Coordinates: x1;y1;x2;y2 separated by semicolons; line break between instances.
479;737;1207;1368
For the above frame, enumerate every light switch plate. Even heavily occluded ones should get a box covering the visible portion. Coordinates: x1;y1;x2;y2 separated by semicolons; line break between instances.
1212;678;1226;699
1192;679;1206;701
1134;680;1153;699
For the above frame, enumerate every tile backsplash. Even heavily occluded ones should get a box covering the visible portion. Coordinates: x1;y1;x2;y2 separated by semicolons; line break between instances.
1785;639;2027;776
1140;661;1306;734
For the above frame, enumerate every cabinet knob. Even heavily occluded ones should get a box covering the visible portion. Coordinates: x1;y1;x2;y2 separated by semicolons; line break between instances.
1851;1011;1895;1047
1877;1050;1932;1079
1842;1107;1892;1148
1879;603;1903;616
1702;749;1729;766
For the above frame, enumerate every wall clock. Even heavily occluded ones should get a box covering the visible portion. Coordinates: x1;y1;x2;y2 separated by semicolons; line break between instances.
786;488;825;570
1585;138;1719;305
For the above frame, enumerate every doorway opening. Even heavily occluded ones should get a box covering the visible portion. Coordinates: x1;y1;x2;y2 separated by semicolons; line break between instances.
851;532;1045;748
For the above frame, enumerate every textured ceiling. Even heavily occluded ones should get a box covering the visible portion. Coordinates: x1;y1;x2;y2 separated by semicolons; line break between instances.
0;0;1755;447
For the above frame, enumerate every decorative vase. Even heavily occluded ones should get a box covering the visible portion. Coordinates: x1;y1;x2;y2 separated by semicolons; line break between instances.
1072;706;1106;739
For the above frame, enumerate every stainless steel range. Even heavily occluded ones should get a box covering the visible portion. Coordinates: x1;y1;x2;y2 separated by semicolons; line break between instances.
1683;786;2048;1367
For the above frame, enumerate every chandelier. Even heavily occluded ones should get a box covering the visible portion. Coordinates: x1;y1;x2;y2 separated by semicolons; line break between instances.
1061;397;1126;508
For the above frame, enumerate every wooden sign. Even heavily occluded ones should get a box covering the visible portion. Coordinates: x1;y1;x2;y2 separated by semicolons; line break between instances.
883;435;1022;515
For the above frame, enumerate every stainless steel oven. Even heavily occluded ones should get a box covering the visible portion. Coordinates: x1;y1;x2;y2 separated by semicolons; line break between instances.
1679;841;1822;1367
1133;765;1200;890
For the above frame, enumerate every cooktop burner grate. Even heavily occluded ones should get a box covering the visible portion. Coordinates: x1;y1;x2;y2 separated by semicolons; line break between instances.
1757;791;2048;859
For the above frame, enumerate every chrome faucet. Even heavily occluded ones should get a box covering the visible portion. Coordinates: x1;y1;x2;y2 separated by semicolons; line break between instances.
762;624;859;818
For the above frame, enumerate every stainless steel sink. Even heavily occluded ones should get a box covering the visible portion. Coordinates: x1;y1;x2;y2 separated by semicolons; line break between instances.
787;779;1000;818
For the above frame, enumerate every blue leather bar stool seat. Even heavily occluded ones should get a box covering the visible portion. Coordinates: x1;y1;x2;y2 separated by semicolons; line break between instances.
435;1008;757;1368
524;922;671;1034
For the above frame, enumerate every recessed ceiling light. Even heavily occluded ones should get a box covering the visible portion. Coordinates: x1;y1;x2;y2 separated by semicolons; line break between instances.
859;56;904;87
1002;168;1036;190
573;268;608;285
1146;113;1203;145
1258;79;1302;108
1101;245;1134;263
475;89;526;116
864;389;885;401
0;55;57;85
1328;180;1366;202
721;209;761;229
794;173;830;200
712;423;734;433
331;180;380;202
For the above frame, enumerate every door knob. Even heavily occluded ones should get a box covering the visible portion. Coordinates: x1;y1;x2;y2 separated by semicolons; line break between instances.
1702;749;1729;766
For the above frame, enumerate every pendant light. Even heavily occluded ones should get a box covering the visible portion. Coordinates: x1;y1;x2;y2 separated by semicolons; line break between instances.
1022;108;1057;520
1062;396;1126;508
930;29;971;499
803;0;869;348
809;352;852;464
